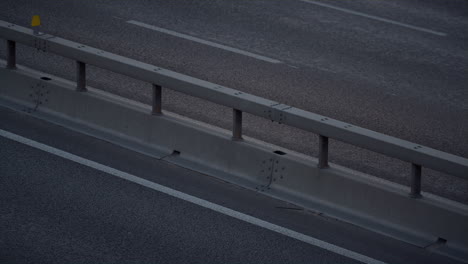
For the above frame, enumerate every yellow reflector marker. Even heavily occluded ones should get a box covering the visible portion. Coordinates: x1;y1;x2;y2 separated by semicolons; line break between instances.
31;15;41;27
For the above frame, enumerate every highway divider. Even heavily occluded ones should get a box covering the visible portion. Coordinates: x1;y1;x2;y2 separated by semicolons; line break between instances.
1;19;468;261
1;64;467;262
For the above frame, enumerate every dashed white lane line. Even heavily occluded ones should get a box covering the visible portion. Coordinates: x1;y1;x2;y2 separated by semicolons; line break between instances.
0;129;386;264
127;20;282;64
300;0;447;36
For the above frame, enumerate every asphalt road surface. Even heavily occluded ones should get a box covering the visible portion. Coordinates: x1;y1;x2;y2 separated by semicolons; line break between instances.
0;0;466;204
1;106;464;263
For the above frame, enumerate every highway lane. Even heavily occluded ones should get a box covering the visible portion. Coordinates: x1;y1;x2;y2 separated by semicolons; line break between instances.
0;106;463;264
0;137;363;264
0;0;467;203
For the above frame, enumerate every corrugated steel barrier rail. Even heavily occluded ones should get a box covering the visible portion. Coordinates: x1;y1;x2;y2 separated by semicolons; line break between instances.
1;20;467;198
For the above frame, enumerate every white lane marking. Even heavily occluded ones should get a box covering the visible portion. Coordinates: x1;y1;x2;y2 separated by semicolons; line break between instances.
127;20;282;64
0;129;386;264
300;0;447;36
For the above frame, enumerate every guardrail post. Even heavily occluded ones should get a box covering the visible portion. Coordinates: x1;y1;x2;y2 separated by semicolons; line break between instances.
232;109;243;140
410;163;422;198
152;84;162;115
6;40;16;69
76;61;86;92
318;135;329;168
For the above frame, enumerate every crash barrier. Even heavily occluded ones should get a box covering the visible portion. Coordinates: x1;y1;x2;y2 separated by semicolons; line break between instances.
1;20;467;261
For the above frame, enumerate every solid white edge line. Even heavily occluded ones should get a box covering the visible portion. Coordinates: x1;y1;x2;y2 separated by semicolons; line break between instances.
0;128;387;264
300;0;447;36
126;20;282;64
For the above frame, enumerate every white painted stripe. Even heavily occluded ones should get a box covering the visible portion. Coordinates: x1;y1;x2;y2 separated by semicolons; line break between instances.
0;129;386;264
127;20;282;64
300;0;447;36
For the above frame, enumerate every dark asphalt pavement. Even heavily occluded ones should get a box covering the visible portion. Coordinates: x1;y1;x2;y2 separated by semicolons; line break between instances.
0;0;466;202
0;106;463;263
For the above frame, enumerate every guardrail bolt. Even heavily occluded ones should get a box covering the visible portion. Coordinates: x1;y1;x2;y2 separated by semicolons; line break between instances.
76;61;87;92
152;84;162;115
318;135;329;169
232;109;243;140
6;40;16;69
410;163;422;198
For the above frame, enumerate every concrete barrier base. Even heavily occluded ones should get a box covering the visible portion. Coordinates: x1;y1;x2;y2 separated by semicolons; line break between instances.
1;64;467;262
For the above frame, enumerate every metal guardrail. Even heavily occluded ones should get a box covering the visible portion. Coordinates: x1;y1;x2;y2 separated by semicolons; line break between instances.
1;20;467;198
